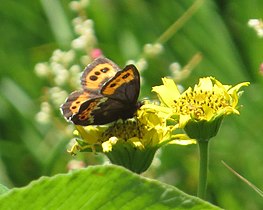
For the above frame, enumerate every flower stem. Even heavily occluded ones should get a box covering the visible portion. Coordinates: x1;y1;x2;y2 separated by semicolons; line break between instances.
197;140;209;199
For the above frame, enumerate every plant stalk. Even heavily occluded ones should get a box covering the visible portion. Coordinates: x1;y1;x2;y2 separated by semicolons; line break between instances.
156;0;204;44
197;140;209;199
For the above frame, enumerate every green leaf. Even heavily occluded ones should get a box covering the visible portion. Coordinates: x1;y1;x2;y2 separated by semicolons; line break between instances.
0;165;221;210
40;0;73;48
0;184;9;195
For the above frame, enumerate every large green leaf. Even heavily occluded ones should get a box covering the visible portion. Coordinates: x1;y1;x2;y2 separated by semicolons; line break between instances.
0;165;221;210
0;184;9;195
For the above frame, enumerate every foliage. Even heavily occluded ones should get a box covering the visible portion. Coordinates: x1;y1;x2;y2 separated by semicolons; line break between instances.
0;0;263;209
0;165;221;210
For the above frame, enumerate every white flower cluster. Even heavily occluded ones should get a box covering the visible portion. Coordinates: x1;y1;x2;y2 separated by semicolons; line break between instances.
248;19;263;37
71;18;97;54
35;102;51;124
34;49;81;88
35;0;96;124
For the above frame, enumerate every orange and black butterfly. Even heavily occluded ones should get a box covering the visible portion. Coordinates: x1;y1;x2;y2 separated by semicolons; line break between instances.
60;57;141;125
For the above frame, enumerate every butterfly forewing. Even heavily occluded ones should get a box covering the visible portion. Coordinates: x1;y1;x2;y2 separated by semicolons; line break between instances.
81;57;120;93
101;64;140;104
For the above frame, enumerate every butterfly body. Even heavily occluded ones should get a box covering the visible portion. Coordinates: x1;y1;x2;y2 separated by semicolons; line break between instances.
61;57;141;126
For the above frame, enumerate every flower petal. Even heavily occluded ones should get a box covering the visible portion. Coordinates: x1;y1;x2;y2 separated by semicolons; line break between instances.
152;78;180;107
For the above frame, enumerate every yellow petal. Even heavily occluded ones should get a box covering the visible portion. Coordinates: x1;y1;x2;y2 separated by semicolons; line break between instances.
75;125;101;144
195;77;213;91
202;105;216;121
169;134;197;145
179;114;191;128
102;136;118;152
152;78;180;107
228;82;250;95
128;137;144;150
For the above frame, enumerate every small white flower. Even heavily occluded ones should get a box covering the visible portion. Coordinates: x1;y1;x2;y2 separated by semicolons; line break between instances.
50;62;64;75
169;62;181;78
63;50;75;64
34;63;50;77
143;43;163;57
69;1;81;12
153;43;164;54
51;50;75;66
72;17;83;26
74;24;85;35
136;58;148;73
69;64;81;74
49;87;68;106
257;29;263;37
51;49;63;63
54;69;69;86
74;20;94;35
71;36;87;50
176;84;185;93
80;55;92;66
83;19;93;29
80;0;89;7
36;102;51;124
67;160;86;171
248;19;260;27
69;0;89;11
170;62;181;72
41;102;51;113
248;18;263;38
35;111;50;124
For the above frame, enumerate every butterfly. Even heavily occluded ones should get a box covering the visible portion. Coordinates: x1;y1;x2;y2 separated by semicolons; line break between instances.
60;57;141;126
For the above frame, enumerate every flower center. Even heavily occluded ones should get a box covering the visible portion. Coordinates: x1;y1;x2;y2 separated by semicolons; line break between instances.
174;89;228;118
101;119;146;142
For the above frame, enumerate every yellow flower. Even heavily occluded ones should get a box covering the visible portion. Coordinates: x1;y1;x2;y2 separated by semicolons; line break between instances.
153;77;249;140
68;125;107;155
138;103;195;145
68;102;191;173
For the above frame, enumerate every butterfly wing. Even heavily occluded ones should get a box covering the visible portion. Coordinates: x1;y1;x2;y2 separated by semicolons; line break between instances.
101;64;140;104
60;90;100;120
80;98;137;125
81;57;120;93
70;97;108;125
95;64;141;122
71;97;126;126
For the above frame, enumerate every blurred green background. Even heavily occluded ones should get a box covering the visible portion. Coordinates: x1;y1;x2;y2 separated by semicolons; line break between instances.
1;0;263;209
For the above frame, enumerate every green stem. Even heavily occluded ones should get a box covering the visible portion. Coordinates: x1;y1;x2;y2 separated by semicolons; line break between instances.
197;140;209;199
156;0;204;44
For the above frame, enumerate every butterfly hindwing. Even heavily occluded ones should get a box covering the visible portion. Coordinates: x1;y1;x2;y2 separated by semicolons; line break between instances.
85;98;138;125
70;97;107;125
81;57;120;93
60;90;95;120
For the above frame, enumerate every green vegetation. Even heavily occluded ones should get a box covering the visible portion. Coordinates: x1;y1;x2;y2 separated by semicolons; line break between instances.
0;0;263;209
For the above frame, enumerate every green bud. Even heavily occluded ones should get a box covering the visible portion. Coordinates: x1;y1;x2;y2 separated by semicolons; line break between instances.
184;116;224;142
